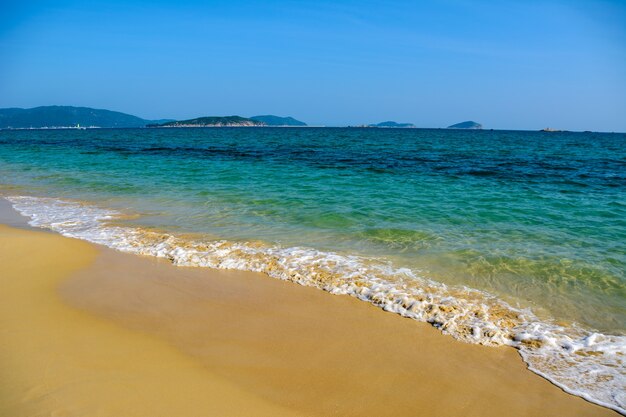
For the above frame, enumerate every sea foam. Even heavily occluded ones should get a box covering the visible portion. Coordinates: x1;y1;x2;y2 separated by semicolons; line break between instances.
6;195;625;414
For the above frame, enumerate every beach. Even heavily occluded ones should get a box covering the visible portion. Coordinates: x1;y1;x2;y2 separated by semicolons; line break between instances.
3;0;625;414
0;202;617;416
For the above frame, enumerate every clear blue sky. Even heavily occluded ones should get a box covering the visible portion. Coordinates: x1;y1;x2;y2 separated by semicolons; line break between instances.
1;0;625;130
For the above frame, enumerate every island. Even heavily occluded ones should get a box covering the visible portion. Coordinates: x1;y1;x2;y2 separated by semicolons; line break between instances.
148;115;309;128
447;121;482;129
148;116;265;128
369;121;415;128
250;115;307;126
0;106;171;129
0;107;311;129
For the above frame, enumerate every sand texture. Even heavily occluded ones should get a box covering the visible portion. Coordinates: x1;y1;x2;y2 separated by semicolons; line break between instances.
0;223;617;416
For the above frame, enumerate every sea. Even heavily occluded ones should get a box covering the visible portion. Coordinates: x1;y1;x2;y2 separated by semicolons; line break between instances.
0;127;624;413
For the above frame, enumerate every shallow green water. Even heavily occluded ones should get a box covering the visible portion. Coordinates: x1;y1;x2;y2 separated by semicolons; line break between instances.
0;127;624;333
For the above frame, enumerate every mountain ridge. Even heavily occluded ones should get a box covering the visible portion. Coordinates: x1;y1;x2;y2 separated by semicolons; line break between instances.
0;106;168;128
0;106;308;129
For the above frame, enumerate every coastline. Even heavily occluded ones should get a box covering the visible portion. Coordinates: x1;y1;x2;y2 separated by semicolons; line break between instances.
0;203;618;416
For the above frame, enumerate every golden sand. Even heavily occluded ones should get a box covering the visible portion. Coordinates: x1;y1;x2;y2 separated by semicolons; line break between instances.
0;225;297;417
0;224;617;416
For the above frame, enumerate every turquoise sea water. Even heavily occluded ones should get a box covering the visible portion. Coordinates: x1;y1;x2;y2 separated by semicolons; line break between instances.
0;127;625;412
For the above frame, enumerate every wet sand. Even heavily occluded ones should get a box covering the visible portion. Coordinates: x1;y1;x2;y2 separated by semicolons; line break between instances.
0;219;617;416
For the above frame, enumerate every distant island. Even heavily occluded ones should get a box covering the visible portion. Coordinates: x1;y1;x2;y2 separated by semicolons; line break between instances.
0;106;310;129
0;106;171;129
369;121;415;128
448;121;482;129
0;106;493;131
148;116;265;128
250;115;307;126
148;115;307;128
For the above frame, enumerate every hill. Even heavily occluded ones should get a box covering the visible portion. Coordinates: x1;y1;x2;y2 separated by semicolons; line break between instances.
447;121;482;129
149;116;265;127
250;115;307;126
0;106;164;128
369;121;415;128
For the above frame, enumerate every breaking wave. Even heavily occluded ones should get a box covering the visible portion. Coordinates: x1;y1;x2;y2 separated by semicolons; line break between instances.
6;195;625;414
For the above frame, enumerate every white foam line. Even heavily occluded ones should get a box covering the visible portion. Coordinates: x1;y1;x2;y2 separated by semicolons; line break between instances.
5;195;625;415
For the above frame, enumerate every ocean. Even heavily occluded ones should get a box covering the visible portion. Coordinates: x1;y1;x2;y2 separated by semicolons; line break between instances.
0;127;624;413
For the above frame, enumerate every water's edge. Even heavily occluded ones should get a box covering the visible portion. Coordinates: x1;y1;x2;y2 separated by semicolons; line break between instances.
4;195;625;415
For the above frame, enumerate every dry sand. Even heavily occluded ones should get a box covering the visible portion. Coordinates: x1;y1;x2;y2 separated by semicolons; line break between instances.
0;222;617;416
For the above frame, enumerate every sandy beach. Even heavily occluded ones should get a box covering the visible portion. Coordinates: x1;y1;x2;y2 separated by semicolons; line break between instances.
3;0;626;414
0;202;617;417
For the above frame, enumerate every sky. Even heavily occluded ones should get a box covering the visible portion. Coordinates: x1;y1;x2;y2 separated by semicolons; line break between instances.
1;0;625;131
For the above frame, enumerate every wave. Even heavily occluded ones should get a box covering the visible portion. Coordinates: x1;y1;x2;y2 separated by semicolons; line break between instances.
5;195;625;414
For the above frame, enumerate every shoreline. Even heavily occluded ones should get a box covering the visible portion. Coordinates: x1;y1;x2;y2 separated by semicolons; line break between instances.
0;202;618;416
5;193;625;414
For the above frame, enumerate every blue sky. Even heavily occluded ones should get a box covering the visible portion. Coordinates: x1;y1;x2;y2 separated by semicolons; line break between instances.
1;0;625;130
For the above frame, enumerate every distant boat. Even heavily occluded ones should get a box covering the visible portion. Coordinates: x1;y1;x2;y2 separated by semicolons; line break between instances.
540;128;561;132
